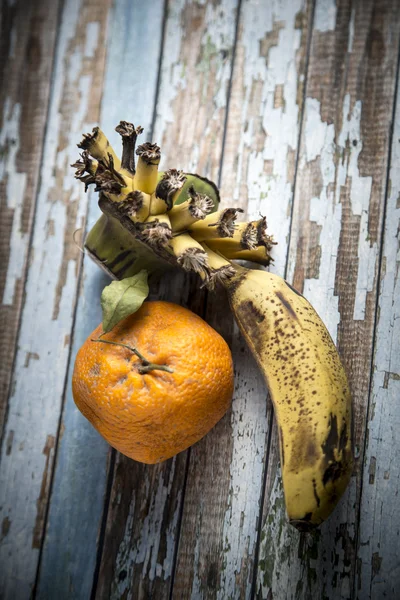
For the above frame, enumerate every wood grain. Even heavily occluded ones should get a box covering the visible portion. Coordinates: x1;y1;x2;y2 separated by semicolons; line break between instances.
154;0;238;183
94;1;240;597
35;2;167;598
356;65;400;599
34;259;111;600
2;1;399;597
0;0;111;597
171;1;314;598
256;1;400;598
0;0;60;435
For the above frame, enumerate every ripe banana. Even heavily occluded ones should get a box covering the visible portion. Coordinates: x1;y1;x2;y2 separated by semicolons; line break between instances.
224;266;353;530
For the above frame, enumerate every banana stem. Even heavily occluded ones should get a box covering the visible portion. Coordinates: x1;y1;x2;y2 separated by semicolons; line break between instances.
135;142;161;194
115;190;151;222
149;193;169;215
155;169;187;210
169;233;210;278
78;127;121;170
189;207;244;240
201;243;236;289
93;156;129;200
169;186;214;232
71;151;98;191
141;213;172;248
90;338;173;374
85;210;174;280
115;121;143;176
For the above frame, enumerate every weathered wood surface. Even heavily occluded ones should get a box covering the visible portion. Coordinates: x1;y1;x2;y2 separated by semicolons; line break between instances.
357;61;400;600
0;0;60;435
35;2;166;598
172;1;313;597
256;1;400;599
95;1;240;597
1;0;400;598
0;0;111;597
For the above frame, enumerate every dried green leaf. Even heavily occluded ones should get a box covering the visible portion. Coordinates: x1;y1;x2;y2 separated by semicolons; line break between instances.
101;270;149;333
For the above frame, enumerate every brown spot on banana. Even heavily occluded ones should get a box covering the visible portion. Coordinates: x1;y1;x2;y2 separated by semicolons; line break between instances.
306;440;318;464
237;300;266;355
240;299;265;323
321;413;339;463
312;478;320;507
275;290;298;320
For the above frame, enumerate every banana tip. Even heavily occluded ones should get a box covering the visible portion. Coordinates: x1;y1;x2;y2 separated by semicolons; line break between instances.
289;519;319;533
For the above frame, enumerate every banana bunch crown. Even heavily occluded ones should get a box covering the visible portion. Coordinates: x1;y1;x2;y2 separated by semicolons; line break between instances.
73;122;275;286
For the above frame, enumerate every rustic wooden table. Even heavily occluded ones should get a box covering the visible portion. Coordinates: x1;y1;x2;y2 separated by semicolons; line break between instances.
1;0;399;598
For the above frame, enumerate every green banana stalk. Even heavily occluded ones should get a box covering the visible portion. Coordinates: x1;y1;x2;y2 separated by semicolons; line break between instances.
85;212;173;280
223;267;353;530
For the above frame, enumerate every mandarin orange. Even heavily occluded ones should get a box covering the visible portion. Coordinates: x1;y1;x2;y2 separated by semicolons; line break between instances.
72;301;234;463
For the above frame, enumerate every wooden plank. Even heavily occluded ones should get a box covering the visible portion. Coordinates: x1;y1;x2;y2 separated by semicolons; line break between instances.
171;1;314;597
0;1;111;598
356;64;400;599
255;1;400;598
35;1;166;597
0;0;60;435
94;1;240;597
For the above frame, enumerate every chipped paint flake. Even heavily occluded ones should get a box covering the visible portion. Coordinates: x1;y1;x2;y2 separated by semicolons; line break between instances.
290;94;375;339
314;0;337;32
217;323;269;599
294;96;341;338
1;100;28;305
111;461;180;599
348;6;355;53
190;502;203;599
336;96;375;321
85;21;100;57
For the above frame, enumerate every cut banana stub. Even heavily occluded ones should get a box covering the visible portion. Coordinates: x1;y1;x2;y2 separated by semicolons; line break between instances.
135;142;161;194
155;169;187;210
204;222;258;252
189;207;244;240
140;213;172;249
78;127;121;171
71;151;98;191
115;121;143;176
200;243;236;289
116;191;151;222
149;193;169;215
169;186;214;232
169;233;210;277
177;247;210;276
